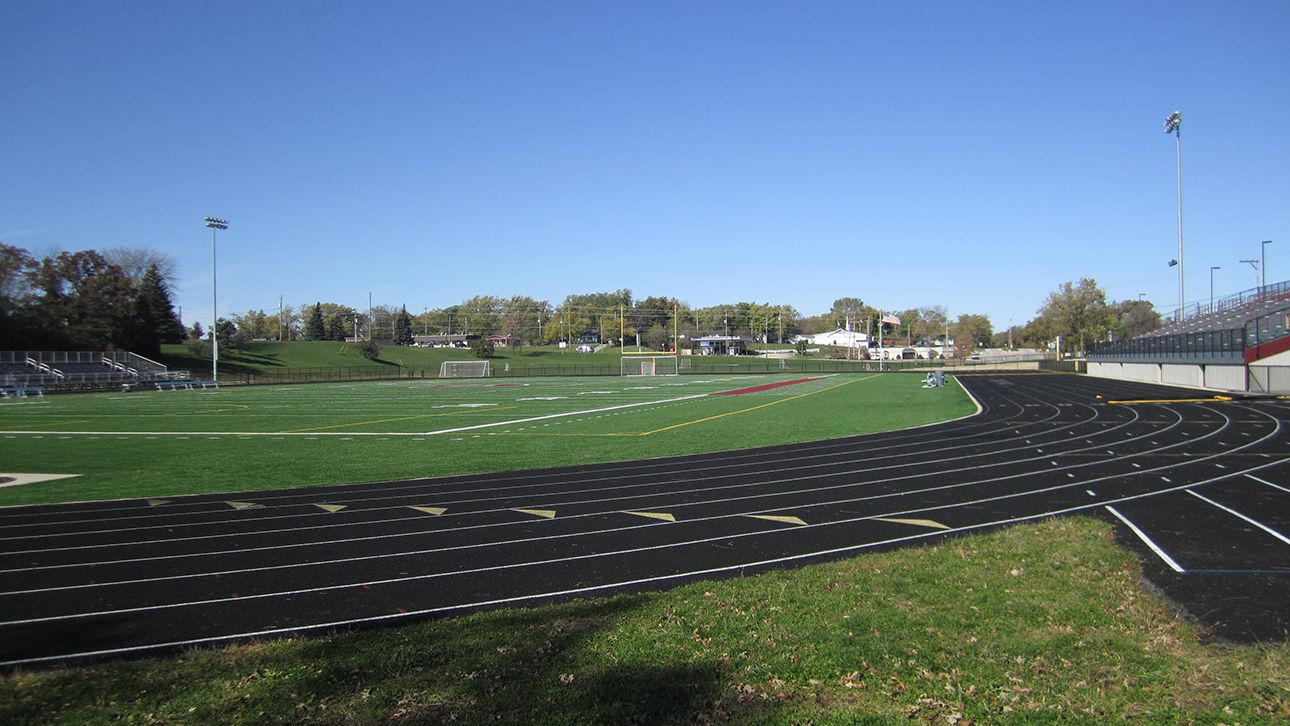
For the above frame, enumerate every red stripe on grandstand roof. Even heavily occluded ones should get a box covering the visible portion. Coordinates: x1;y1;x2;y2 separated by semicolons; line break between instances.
714;377;823;396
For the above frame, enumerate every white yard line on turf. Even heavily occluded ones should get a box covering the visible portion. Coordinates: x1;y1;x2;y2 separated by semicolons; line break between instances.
423;394;709;435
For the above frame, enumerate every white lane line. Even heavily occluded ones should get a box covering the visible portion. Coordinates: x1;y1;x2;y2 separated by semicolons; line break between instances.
423;394;709;435
1248;474;1290;494
1104;506;1185;573
1187;490;1290;547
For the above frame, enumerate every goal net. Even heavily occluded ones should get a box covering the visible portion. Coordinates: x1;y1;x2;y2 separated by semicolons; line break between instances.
439;360;491;378
620;355;679;376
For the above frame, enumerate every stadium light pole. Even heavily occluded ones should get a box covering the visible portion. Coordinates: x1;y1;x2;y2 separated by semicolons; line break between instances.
1164;111;1184;321
1261;240;1272;292
203;217;228;382
1209;266;1220;311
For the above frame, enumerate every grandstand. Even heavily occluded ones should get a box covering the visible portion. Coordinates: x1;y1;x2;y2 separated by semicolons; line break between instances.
1088;281;1290;393
0;351;188;392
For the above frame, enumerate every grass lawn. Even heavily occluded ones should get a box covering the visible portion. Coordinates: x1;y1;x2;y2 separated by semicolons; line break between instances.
3;517;1286;723
0;372;975;506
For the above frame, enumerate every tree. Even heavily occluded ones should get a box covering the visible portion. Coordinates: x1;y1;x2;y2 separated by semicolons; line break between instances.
355;338;380;360
393;305;414;345
1111;299;1161;340
1038;278;1114;353
130;263;185;356
189;321;205;341
953;314;993;350
327;312;348;341
471;337;494;359
29;250;135;349
214;318;246;352
232;309;271;339
303;303;326;341
0;244;35;347
102;247;178;288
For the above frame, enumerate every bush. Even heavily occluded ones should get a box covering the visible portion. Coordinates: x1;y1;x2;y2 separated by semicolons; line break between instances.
355;339;381;360
471;338;495;359
186;338;211;359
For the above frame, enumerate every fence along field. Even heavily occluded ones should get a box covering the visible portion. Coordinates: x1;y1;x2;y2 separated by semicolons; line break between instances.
0;372;976;506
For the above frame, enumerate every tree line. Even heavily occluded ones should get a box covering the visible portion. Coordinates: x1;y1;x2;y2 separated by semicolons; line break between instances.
2;242;1160;356
0;243;185;357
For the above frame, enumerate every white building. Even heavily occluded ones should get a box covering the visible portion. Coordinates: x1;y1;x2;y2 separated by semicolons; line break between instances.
799;328;870;348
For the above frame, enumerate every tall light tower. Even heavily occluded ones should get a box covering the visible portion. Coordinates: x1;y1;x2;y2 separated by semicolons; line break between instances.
203;217;229;382
1164;111;1183;320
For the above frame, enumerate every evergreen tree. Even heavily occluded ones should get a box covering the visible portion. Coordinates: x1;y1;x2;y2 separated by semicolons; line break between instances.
393;305;414;345
303;303;325;341
130;264;185;355
328;312;348;341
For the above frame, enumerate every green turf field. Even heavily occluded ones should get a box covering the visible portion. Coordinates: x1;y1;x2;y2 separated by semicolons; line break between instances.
0;372;975;506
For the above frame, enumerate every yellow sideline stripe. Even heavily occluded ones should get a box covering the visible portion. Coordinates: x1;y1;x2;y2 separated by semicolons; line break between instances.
282;406;517;433
636;375;877;437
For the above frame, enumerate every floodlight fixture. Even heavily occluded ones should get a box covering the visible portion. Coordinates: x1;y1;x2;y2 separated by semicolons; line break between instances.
204;217;229;230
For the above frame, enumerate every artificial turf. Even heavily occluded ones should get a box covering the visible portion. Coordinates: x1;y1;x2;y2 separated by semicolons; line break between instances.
0;372;975;506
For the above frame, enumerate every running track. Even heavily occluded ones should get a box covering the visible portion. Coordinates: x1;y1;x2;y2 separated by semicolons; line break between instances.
2;373;1288;667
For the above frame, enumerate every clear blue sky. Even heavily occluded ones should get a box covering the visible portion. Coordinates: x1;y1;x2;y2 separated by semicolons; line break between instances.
4;1;1287;332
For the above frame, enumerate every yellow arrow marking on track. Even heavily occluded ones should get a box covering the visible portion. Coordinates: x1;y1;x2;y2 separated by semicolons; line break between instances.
146;499;170;507
623;511;675;522
410;506;447;516
746;514;807;526
226;501;262;510
314;504;347;513
513;508;557;519
874;517;950;530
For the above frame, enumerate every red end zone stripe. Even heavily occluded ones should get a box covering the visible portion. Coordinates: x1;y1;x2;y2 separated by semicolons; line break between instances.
714;377;823;396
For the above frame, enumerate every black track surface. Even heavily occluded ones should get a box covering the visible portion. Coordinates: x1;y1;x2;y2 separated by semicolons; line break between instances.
2;373;1288;667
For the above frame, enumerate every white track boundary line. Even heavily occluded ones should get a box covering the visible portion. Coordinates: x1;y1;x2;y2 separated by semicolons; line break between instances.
1187;490;1290;546
1105;506;1185;573
1247;474;1290;494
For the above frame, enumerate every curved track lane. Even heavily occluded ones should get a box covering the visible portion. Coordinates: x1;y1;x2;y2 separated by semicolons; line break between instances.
2;373;1288;666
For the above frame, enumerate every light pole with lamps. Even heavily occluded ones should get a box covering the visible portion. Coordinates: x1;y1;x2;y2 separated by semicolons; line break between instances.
203;217;228;382
1164;111;1183;320
1210;266;1220;312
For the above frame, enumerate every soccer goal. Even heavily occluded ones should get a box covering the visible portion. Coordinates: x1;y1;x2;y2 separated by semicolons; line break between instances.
439;360;491;378
620;355;679;377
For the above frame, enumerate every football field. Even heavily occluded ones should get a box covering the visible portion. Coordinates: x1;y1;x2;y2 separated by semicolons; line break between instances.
0;372;976;505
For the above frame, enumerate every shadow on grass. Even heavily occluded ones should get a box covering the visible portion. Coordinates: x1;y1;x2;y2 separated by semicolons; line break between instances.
2;596;760;724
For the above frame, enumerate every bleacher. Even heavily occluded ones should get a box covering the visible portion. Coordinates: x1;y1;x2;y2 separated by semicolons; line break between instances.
0;351;192;393
1091;280;1290;364
1148;282;1290;338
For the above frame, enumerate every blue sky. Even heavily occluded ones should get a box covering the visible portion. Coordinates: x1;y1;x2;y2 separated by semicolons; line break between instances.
4;1;1287;331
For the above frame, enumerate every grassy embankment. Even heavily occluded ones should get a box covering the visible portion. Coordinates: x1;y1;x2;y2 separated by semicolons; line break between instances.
3;517;1286;723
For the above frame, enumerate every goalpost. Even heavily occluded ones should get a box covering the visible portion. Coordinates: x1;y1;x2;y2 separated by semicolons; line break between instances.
439;360;491;378
620;355;679;377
